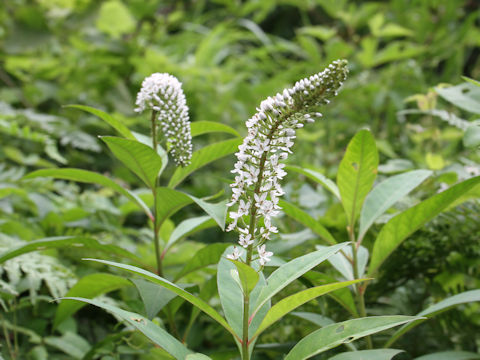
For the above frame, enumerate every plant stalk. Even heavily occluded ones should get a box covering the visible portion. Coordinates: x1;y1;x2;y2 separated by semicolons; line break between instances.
151;110;163;277
350;228;372;349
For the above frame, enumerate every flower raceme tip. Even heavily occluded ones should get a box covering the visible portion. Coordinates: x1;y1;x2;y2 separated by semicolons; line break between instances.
135;73;193;167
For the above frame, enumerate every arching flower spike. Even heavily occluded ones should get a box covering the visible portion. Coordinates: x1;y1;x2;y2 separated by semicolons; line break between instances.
226;60;349;264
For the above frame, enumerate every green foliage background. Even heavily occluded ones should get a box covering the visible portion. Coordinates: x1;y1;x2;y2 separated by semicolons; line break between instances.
0;0;479;359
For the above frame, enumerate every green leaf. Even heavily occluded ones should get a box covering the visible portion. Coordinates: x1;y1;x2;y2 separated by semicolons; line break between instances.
168;138;242;188
316;245;368;281
61;297;191;360
279;200;336;245
65;105;135;140
328;349;404;360
462;76;480;88
132;131;169;174
229;260;259;295
190;121;240;137
337;130;379;226
252;243;349;317
186;354;213;360
414;351;480;360
44;332;90;359
83;259;238;341
174;243;230;281
252;279;366;340
82;331;130;360
425;152;445;170
284;316;420;360
291;312;335;327
303;272;359;317
166;216;216;252
101;137;163;189
155;187;227;230
436;83;480;114
358;170;432;239
217;254;269;341
54;273;131;328
368;176;480;276
386;289;480;347
24;169;153;219
96;0;136;38
463;125;480;148
0;236;141;265
131;278;177;319
286;165;340;199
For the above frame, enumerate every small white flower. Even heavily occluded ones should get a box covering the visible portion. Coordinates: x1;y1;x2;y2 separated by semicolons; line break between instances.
257;245;273;266
227;246;244;260
239;233;254;248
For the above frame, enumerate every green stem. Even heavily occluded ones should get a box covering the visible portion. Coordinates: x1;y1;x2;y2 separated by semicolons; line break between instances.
166;307;181;339
350;227;372;349
13;300;18;355
241;289;250;360
151;110;163;277
1;313;15;359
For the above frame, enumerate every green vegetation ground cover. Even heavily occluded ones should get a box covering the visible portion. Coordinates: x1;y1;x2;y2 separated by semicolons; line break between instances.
0;1;479;359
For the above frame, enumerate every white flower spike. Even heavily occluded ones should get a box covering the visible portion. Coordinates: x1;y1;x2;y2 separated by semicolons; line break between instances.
226;60;349;263
135;73;192;166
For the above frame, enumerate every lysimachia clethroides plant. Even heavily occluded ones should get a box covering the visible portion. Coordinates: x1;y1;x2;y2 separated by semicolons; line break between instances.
50;60;426;360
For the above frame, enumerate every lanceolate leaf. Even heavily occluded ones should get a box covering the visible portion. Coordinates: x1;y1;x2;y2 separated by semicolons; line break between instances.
386;289;480;347
24;169;152;219
174;243;230;281
217;255;270;341
316;245;369;281
0;236;142;265
252;279;366;340
328;349;404;360
229;259;260;295
413;351;480;360
358;169;432;240
368;176;480;276
286;165;341;200
44;332;90;359
54;273;131;328
131;279;178;319
66;105;135;140
252;243;349;317
291;312;335;327
462;76;480;87
279;200;336;245
302;272;359;317
284;316;419;360
131;131;169;174
337;130;379;227
83;259;238;341
186;354;214;360
101;136;163;189
61;297;192;360
217;256;246;339
168;138;242;188
166;216;216;252
156;187;227;230
190;121;240;138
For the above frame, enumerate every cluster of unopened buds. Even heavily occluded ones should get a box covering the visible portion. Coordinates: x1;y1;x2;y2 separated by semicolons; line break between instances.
226;60;349;266
135;73;192;167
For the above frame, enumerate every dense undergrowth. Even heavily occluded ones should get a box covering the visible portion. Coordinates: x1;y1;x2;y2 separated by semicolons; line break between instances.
0;1;480;359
